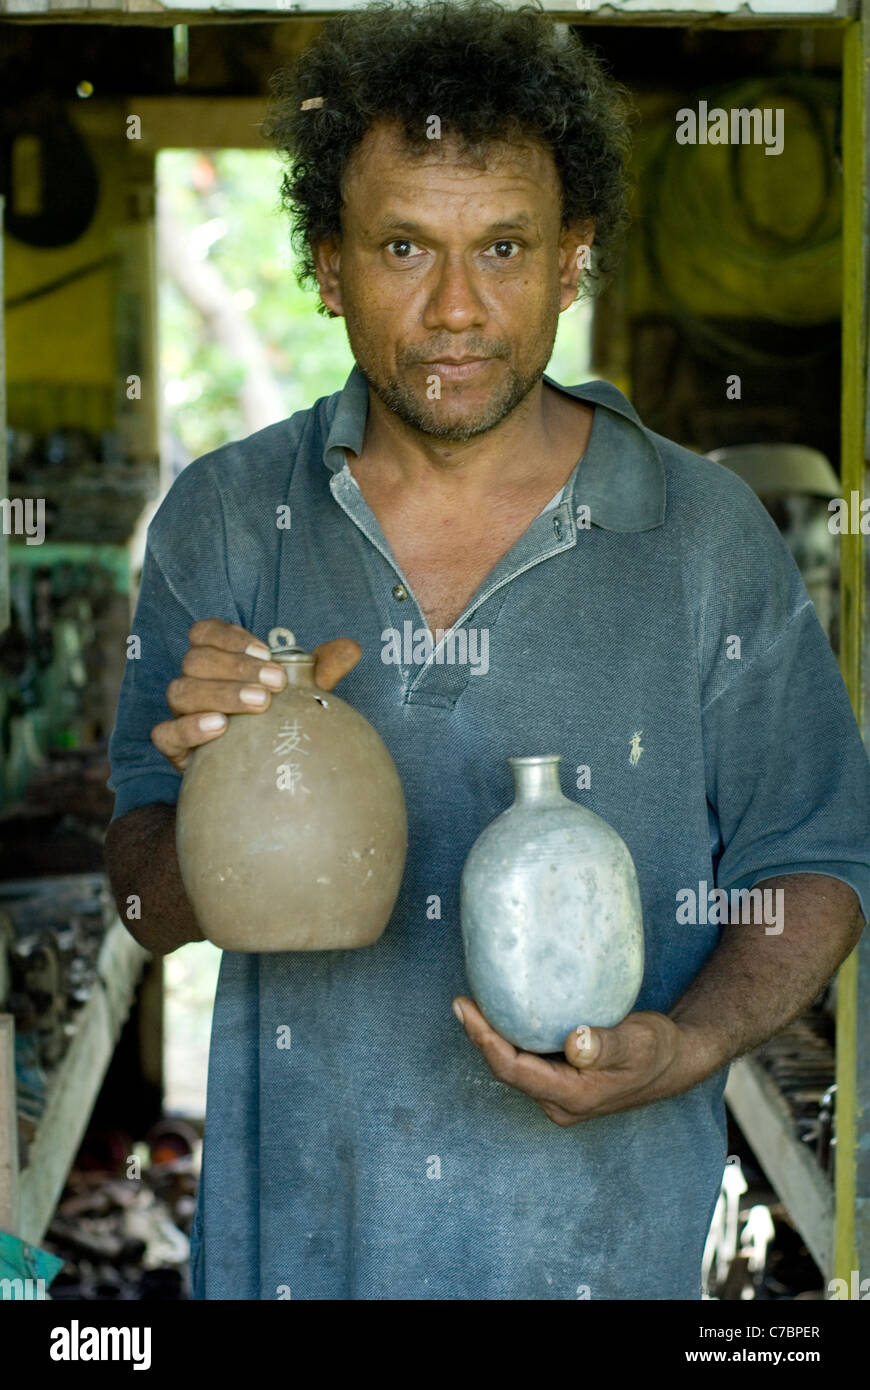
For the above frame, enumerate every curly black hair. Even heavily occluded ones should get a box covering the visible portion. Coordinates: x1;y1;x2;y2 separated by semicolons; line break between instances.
262;0;636;315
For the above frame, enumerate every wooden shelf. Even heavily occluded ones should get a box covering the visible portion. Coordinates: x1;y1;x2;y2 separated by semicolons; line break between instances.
725;1054;834;1280
0;916;147;1244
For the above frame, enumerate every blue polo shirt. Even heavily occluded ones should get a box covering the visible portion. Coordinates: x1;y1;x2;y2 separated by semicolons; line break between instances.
108;365;870;1299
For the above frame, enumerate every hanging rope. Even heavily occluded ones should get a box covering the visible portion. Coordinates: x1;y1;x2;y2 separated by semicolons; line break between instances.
635;75;841;367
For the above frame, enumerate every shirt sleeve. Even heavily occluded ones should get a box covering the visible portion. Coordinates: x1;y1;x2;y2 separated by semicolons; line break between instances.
106;412;304;822
107;543;196;820
702;598;870;926
106;455;246;821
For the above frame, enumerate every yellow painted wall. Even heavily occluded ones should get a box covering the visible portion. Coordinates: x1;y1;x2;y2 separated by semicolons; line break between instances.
4;101;127;433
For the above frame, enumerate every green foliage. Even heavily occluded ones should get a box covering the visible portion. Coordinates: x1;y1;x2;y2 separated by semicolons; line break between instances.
159;149;356;461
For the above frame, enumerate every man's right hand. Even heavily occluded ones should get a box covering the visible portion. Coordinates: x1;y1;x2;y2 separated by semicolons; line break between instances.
151;618;363;773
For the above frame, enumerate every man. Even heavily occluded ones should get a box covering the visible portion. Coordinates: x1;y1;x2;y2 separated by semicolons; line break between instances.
106;0;870;1299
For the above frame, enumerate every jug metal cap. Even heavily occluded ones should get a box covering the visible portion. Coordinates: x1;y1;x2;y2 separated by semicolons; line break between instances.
267;627;315;664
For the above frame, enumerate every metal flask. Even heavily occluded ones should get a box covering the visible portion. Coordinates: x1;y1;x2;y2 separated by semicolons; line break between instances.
175;628;408;951
460;755;644;1053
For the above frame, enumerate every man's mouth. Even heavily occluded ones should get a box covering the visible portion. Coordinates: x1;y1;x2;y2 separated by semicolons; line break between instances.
421;357;490;381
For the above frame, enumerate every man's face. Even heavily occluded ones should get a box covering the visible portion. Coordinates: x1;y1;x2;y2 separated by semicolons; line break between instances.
313;120;592;443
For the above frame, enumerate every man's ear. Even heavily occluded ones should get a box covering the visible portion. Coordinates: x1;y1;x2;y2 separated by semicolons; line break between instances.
558;221;596;313
312;235;344;318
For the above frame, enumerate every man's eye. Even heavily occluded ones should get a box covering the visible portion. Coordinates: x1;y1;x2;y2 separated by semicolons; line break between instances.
386;239;422;258
485;240;521;259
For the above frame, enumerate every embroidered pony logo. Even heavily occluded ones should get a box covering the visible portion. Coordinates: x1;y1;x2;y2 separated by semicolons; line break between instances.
629;731;644;766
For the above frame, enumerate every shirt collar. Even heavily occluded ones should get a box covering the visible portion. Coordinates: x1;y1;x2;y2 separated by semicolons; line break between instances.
322;363;666;533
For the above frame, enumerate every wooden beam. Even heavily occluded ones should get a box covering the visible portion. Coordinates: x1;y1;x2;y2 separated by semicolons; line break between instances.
0;1;857;27
726;1056;834;1280
10;920;147;1245
0;195;8;637
0;1016;19;1237
129;97;270;151
834;7;870;1288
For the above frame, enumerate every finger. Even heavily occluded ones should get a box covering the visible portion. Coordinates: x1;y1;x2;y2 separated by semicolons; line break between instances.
181;644;287;691
566;1024;640;1072
455;996;575;1101
565;1025;605;1069
166;676;277;718
565;1013;672;1075
454;995;520;1071
151;711;228;772
537;1099;582;1127
188;618;271;660
311;638;363;692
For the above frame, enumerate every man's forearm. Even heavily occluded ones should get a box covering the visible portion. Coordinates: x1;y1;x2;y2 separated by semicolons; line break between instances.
103;803;206;956
669;873;865;1084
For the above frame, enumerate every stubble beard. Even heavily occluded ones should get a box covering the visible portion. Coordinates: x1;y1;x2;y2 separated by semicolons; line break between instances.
366;364;547;442
346;316;559;444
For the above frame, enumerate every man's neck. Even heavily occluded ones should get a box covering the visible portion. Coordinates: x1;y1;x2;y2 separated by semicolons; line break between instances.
350;379;592;500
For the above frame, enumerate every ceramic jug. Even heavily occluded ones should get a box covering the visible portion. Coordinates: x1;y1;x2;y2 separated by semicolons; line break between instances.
176;628;407;951
460;754;643;1052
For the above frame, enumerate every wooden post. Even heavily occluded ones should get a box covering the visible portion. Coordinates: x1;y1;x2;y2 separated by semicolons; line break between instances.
834;7;870;1287
0;192;8;636
0;1015;19;1235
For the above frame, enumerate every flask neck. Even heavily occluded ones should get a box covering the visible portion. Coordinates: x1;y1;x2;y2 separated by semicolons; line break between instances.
508;755;566;807
267;627;316;688
280;658;316;688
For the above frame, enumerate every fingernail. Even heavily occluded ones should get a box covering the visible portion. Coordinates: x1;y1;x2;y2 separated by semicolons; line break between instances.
452;1000;464;1024
240;686;269;706
199;713;226;731
258;666;285;689
574;1025;594;1054
246;642;271;659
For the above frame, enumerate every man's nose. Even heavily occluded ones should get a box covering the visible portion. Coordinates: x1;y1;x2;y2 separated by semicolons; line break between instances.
421;254;487;333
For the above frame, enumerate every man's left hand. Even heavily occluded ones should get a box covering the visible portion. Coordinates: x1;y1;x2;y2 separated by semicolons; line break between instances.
451;995;712;1124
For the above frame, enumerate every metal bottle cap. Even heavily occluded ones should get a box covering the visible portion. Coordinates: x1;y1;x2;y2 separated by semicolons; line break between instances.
267;627;314;664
